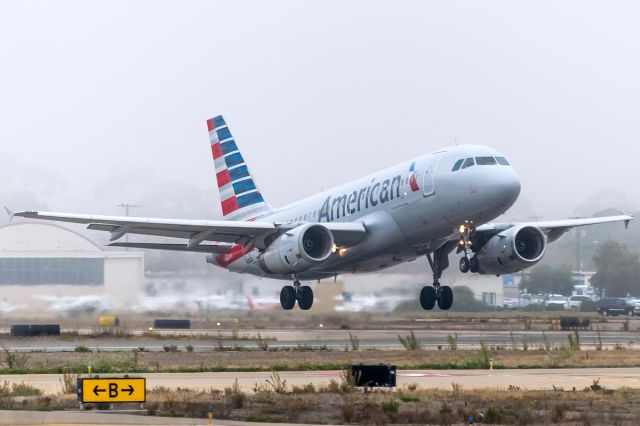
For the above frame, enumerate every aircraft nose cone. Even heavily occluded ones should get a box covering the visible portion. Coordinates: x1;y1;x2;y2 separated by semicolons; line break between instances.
498;170;521;207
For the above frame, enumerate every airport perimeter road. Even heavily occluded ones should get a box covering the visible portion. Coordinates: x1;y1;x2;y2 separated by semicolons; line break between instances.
2;368;639;395
1;328;639;351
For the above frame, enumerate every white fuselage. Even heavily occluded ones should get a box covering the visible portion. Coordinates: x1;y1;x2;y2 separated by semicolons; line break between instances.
212;144;521;280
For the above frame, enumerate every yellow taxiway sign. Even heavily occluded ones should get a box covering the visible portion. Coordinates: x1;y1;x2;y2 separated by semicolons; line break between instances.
80;377;146;403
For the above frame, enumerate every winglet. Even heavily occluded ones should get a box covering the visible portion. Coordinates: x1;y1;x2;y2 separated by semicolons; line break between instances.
4;207;15;222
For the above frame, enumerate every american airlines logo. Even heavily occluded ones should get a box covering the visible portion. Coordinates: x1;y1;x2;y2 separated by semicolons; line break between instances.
318;174;404;222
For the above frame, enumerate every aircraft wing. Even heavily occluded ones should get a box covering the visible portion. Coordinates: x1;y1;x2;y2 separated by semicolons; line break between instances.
12;210;366;250
475;214;633;242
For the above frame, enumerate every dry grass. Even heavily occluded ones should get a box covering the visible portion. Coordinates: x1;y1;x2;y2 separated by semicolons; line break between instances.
141;383;640;424
0;372;635;424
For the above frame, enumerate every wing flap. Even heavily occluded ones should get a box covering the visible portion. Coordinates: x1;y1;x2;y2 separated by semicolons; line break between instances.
14;210;367;249
108;242;233;253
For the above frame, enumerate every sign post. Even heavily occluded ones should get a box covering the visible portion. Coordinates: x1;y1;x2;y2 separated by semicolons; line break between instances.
78;377;146;404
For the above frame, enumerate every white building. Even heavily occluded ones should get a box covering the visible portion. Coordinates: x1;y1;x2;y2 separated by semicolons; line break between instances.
0;222;143;313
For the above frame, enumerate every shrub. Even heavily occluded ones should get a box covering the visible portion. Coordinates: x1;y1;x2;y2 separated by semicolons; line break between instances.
381;398;398;414
59;372;77;394
348;332;360;351
225;378;245;409
11;382;42;396
88;353;137;373
399;392;420;403
1;345;28;370
265;371;287;393
256;333;269;351
398;331;420;350
447;333;458;351
74;346;91;353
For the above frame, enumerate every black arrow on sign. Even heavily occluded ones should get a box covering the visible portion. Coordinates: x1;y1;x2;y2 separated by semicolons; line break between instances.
93;385;105;396
122;385;134;395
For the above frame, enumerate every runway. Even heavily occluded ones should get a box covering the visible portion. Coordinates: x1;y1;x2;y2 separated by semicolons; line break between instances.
1;328;638;351
2;367;639;395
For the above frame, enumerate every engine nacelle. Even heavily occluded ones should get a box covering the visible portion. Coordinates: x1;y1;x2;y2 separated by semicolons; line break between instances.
476;225;546;275
259;224;334;274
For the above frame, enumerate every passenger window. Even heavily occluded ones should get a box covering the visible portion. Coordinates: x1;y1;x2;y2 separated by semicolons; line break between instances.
461;158;475;169
475;156;497;165
496;156;510;165
452;159;464;171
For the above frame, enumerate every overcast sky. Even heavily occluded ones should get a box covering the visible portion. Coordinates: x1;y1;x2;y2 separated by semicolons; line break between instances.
1;1;638;223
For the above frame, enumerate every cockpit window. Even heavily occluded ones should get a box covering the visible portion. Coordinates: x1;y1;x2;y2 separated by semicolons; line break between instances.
475;156;498;165
451;159;464;171
495;156;510;165
461;157;475;169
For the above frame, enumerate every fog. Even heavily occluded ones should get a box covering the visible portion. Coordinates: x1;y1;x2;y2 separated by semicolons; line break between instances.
0;2;638;291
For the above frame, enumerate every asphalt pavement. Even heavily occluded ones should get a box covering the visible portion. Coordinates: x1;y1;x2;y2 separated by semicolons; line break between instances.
0;328;638;351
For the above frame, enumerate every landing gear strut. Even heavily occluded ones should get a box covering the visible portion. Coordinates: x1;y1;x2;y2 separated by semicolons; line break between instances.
420;247;454;310
280;280;314;311
457;221;480;273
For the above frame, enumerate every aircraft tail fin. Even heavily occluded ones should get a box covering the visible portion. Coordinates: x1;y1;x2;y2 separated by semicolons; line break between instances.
247;295;256;311
207;115;274;221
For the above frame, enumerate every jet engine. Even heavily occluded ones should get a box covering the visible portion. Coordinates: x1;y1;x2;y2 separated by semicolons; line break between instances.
475;225;546;275
259;224;334;274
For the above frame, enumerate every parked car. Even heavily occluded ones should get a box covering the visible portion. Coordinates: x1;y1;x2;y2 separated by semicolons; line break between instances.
503;297;520;310
597;298;634;316
522;293;545;305
568;295;594;310
545;295;569;310
626;298;640;316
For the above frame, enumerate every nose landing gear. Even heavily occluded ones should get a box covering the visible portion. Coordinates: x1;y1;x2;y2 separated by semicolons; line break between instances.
457;221;480;273
280;279;314;311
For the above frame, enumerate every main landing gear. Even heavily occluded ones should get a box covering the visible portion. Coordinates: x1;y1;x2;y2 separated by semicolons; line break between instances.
420;248;454;310
280;280;314;311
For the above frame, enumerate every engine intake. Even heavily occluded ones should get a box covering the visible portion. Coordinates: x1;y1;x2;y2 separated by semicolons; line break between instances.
476;225;546;275
259;224;334;274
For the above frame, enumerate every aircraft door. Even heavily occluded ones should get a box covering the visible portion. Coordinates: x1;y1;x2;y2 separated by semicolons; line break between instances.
423;153;444;197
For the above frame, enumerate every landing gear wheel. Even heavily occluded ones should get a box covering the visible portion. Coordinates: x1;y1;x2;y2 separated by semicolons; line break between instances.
469;256;480;273
298;286;314;310
459;257;470;273
420;286;437;310
280;285;296;310
437;286;453;310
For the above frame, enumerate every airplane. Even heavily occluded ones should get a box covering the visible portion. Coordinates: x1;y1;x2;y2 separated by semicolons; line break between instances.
246;295;280;312
11;115;633;312
34;294;114;315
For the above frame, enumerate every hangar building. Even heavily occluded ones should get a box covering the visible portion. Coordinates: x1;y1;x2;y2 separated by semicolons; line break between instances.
0;222;143;312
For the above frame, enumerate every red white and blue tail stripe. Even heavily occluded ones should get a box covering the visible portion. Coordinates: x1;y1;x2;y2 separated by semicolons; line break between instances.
207;115;274;221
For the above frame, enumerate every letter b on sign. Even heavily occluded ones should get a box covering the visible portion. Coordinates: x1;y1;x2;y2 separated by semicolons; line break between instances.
109;383;118;398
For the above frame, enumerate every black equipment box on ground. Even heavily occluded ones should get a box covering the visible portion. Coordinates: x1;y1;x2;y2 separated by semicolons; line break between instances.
152;319;191;329
11;324;60;337
351;364;397;388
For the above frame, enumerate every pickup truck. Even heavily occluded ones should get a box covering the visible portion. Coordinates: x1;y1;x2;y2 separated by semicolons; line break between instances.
596;298;634;316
